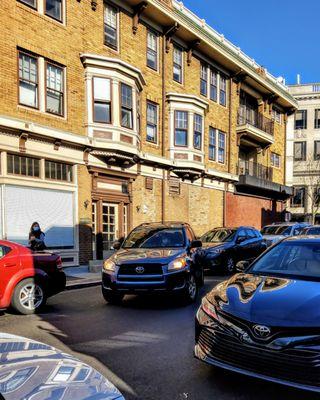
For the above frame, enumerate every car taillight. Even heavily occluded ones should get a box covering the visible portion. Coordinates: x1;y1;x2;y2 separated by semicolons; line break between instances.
56;256;63;269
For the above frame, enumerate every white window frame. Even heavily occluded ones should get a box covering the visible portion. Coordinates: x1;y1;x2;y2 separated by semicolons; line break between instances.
147;29;158;71
271;152;280;168
173;45;183;84
208;128;226;164
18;0;66;24
146;101;158;144
199;63;228;106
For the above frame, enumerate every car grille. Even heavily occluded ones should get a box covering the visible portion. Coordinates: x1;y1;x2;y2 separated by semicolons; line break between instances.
117;263;164;282
198;328;320;387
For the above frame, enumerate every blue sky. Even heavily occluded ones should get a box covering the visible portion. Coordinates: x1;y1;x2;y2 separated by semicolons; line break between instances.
183;0;320;85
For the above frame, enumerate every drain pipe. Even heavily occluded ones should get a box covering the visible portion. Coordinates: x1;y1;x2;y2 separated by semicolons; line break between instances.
161;32;166;223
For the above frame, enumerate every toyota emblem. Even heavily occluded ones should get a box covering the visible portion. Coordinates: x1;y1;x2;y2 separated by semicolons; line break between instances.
135;266;145;274
253;325;271;338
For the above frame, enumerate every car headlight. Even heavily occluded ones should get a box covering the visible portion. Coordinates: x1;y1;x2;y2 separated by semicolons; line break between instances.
201;297;218;320
103;259;116;272
168;256;187;271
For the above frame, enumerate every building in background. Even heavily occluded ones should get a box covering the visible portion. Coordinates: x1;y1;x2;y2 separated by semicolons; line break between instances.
287;83;320;223
1;0;296;265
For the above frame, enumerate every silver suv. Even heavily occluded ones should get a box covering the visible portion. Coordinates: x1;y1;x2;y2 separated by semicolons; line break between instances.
261;223;310;247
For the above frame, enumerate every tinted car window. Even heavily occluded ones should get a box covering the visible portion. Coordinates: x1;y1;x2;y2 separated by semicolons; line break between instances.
305;227;320;235
122;227;185;249
293;226;305;236
246;229;257;239
237;229;247;239
201;228;237;243
0;246;11;259
261;225;292;236
249;241;320;279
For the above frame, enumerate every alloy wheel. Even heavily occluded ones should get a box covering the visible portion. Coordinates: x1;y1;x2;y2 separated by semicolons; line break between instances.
187;274;197;300
19;283;44;311
226;257;235;273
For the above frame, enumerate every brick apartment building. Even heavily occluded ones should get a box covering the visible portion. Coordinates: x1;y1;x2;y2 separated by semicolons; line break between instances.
1;0;297;265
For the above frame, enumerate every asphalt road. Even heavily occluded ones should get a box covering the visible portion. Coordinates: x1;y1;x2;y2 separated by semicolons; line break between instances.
1;276;319;400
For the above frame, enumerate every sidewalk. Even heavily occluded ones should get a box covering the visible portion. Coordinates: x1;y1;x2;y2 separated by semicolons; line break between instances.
64;266;101;290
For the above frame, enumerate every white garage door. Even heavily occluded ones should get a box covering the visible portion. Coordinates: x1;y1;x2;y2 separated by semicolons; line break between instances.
4;185;75;248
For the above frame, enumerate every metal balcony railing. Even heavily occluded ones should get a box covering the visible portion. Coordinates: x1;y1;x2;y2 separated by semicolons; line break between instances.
237;106;274;136
238;160;273;181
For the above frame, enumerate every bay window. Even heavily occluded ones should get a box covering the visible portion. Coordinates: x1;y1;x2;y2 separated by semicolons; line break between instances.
174;111;188;146
104;3;118;50
193;114;202;150
18;51;38;109
93;77;111;123
46;63;64;116
121;83;133;129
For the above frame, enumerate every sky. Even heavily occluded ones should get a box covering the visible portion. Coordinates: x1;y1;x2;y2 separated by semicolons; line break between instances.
183;0;320;85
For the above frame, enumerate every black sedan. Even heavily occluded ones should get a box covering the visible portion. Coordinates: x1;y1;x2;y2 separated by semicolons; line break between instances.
199;226;266;273
195;236;320;393
102;222;203;304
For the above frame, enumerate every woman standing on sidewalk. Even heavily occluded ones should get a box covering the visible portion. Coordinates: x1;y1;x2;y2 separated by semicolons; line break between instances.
29;222;46;251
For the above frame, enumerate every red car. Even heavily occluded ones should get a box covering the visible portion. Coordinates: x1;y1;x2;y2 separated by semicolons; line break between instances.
0;240;66;315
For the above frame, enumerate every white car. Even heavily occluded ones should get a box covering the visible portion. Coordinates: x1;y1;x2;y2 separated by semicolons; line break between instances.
261;223;310;247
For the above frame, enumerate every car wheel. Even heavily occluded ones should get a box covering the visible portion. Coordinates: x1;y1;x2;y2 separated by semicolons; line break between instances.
225;257;235;274
182;273;198;304
11;278;46;315
102;288;124;305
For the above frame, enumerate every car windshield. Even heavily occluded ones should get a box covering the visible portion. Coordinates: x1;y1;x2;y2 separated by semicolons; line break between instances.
261;225;292;236
122;227;185;249
201;228;237;243
249;241;320;279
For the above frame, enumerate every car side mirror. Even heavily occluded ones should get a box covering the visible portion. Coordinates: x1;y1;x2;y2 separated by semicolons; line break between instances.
236;260;250;272
190;240;202;249
236;236;246;244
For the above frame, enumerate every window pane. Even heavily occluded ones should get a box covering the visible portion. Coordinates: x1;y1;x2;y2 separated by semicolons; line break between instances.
94;103;111;123
47;64;62;91
173;46;182;82
147;125;157;142
147;103;157;124
19;53;38;108
194;114;202;149
173;65;182;83
45;0;62;21
175;111;187;129
47;89;63;115
20;0;36;6
45;160;73;182
218;132;225;163
147;31;157;69
121;84;132;108
20;81;38;108
121;109;133;128
7;154;39;178
93;78;111;101
295;110;307;129
175;129;187;146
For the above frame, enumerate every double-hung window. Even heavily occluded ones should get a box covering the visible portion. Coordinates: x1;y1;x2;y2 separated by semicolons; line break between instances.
291;187;305;208
200;64;208;96
208;127;216;161
18;52;38;109
294;141;306;161
193;114;202;150
295;110;307;130
93;77;111;123
271;152;280;168
146;102;158;143
210;69;217;102
174;111;188;146
315;109;320;129
121;84;133;129
218;131;226;163
46;63;64;116
104;3;118;50
173;46;183;83
219;75;227;106
147;30;158;70
45;0;62;22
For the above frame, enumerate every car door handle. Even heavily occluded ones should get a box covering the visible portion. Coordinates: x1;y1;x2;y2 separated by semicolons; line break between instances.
4;262;16;268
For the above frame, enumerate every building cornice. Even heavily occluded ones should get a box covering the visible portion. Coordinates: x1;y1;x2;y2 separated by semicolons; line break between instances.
166;92;209;110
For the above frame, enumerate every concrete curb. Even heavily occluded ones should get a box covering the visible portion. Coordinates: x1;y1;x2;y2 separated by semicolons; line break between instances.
65;280;101;291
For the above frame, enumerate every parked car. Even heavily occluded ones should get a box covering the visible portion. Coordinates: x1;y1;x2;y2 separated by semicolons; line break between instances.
0;240;66;315
300;225;320;235
0;333;124;399
261;222;310;247
102;222;203;304
195;236;320;393
198;226;266;274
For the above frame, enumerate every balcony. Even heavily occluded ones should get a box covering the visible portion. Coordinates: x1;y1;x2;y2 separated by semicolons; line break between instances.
237;106;275;148
237;160;292;200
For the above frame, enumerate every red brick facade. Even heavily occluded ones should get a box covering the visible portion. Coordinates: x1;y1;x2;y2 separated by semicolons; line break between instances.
226;192;285;229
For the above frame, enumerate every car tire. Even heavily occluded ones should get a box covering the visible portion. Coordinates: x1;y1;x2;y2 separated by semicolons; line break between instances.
102;288;124;305
224;256;235;274
11;278;46;315
182;273;198;304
